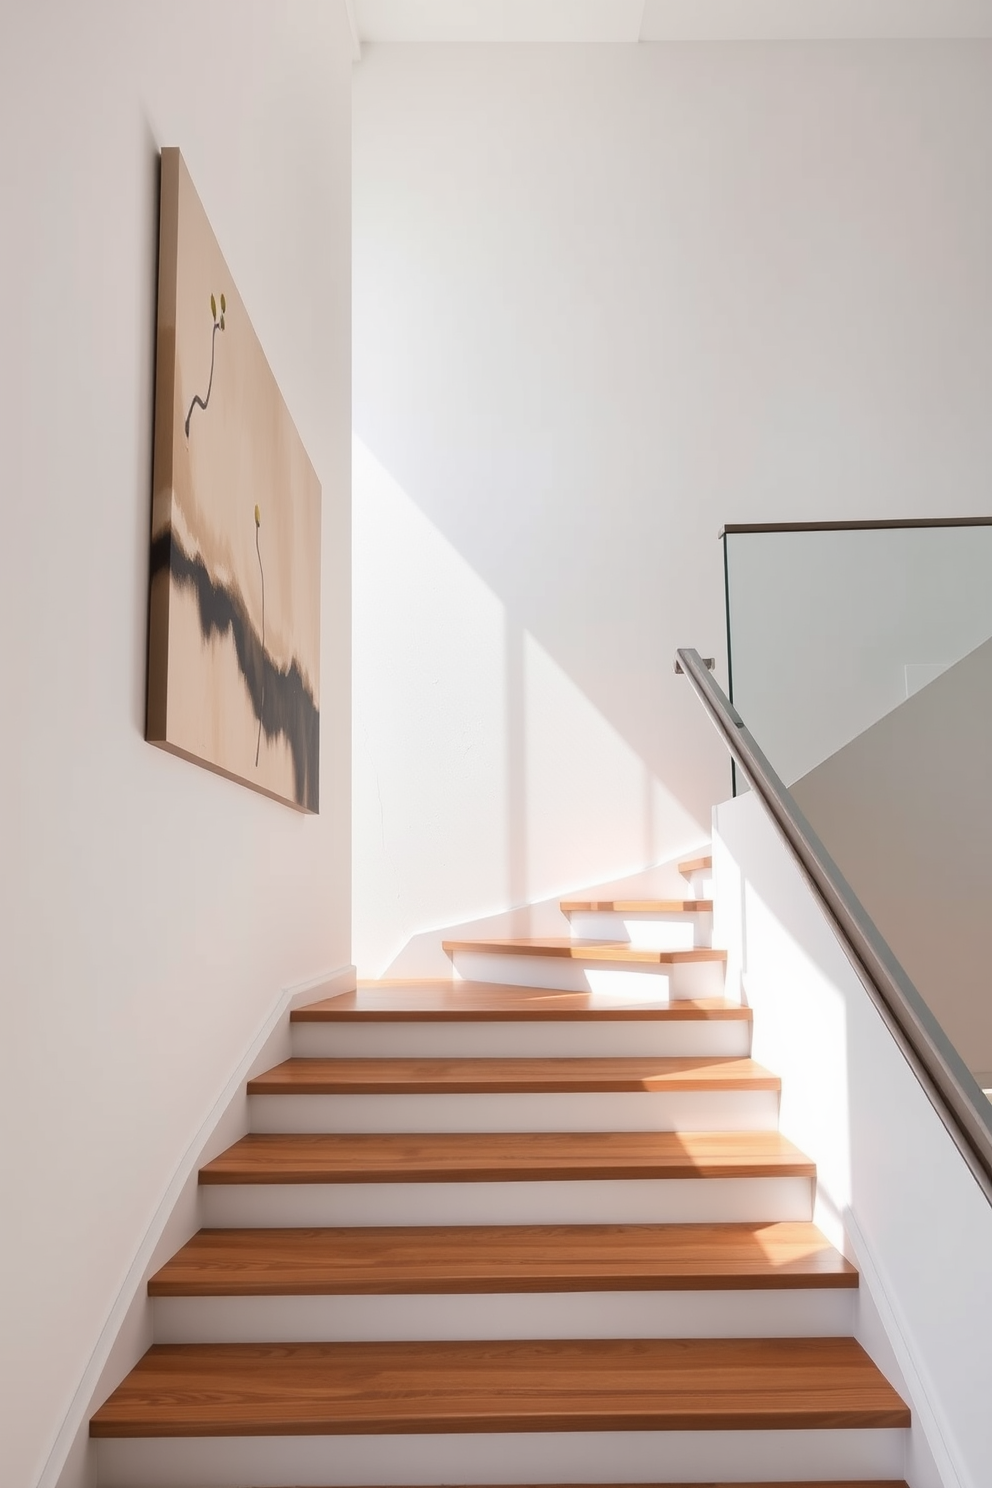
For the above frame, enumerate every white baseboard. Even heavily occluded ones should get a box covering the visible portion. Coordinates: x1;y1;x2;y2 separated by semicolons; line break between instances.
42;963;356;1488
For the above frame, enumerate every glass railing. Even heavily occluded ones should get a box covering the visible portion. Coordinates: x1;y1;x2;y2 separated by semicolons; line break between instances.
676;645;992;1205
717;517;992;1100
721;519;992;789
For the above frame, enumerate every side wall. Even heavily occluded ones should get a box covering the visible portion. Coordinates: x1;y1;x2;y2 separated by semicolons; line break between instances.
0;5;352;1484
715;790;992;1488
352;40;992;976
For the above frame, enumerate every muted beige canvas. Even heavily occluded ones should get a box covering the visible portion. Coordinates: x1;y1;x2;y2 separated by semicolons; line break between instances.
147;149;321;811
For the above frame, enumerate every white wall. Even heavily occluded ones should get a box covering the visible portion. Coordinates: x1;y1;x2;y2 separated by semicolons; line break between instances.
714;790;992;1488
0;5;352;1485
792;633;992;1077
352;40;992;976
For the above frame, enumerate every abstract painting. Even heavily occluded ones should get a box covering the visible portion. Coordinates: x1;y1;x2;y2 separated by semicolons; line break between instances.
146;149;320;812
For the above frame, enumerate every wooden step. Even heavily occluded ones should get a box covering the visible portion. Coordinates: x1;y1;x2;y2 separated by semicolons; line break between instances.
150;1220;857;1296
293;983;749;1022
560;898;712;913
441;937;727;965
247;1056;779;1096
679;855;713;875
90;1335;909;1437
199;1130;814;1185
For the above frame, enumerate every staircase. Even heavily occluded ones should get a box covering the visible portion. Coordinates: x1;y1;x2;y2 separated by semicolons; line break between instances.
90;855;911;1488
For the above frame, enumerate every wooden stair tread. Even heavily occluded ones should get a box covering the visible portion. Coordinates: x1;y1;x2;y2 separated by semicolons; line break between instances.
248;1055;780;1096
679;855;713;874
293;984;750;1022
199;1130;815;1185
90;1336;909;1437
560;899;713;913
441;937;727;965
149;1221;857;1296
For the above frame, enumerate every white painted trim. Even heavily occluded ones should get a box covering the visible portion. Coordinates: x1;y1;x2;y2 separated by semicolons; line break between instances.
95;1424;906;1488
201;1173;814;1228
44;963;356;1488
153;1286;855;1344
291;1015;751;1058
344;0;362;60
249;1087;780;1133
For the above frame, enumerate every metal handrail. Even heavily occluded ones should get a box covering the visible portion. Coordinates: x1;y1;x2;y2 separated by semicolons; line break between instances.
676;645;992;1206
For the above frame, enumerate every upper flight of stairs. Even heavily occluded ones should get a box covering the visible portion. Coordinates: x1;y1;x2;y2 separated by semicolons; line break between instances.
90;853;910;1488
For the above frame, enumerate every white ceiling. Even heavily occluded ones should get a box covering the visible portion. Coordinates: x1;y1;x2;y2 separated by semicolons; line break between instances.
351;0;992;49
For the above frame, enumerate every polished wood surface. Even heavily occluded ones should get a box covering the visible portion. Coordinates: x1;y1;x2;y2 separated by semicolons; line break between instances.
247;1055;780;1096
149;1220;857;1296
678;855;713;874
559;899;712;913
440;937;727;965
90;1336;909;1437
293;984;751;1023
199;1130;815;1185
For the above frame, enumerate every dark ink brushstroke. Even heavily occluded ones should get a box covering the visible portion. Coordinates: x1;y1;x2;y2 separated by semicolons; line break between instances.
184;298;225;438
151;530;319;811
255;511;265;767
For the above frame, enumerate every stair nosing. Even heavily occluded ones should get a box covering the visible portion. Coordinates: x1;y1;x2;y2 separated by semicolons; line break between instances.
247;1055;781;1097
292;985;751;1023
89;1336;910;1438
149;1220;858;1297
197;1130;816;1186
441;938;727;965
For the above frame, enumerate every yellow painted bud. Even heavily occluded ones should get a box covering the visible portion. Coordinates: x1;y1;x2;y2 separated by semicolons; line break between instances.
254;504;261;527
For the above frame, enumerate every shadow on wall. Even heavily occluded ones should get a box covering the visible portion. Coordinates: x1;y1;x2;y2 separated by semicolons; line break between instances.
353;437;712;978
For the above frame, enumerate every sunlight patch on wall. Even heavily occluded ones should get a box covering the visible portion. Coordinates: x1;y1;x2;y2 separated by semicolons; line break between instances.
353;438;508;974
744;882;853;1240
354;437;704;978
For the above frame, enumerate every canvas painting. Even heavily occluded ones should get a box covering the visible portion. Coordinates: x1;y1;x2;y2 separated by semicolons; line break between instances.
146;148;320;812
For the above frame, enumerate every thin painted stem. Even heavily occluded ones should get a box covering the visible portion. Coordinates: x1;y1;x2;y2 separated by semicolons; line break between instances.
255;525;266;767
184;319;220;438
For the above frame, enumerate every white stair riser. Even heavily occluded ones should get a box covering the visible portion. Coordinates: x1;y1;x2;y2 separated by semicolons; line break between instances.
291;1019;751;1059
200;1175;814;1228
96;1424;905;1488
154;1286;855;1345
249;1089;780;1134
567;911;713;949
450;952;726;1000
684;869;714;896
